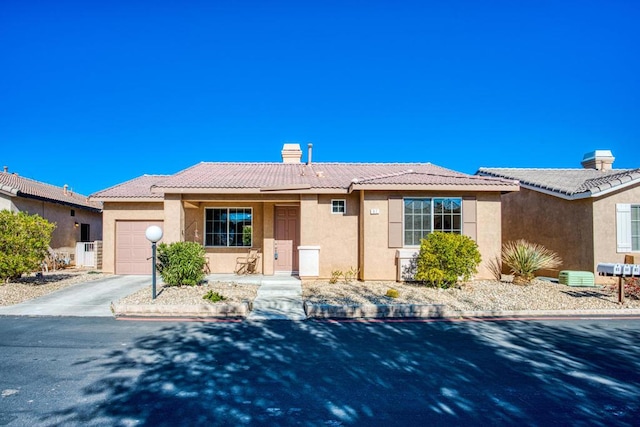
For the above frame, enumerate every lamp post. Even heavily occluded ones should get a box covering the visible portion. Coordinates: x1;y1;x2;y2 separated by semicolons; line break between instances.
145;225;163;299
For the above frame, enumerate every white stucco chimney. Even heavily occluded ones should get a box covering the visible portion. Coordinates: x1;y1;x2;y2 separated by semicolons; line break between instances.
63;184;69;195
581;150;615;170
281;143;303;163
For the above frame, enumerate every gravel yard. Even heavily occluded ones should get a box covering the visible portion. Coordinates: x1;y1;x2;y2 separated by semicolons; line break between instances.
3;270;639;313
302;278;640;312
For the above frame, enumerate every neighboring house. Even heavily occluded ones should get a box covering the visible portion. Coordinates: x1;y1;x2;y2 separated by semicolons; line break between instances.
90;144;519;279
0;167;103;266
478;150;640;281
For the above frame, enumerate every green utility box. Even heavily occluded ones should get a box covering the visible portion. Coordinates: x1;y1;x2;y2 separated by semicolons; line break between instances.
558;270;596;287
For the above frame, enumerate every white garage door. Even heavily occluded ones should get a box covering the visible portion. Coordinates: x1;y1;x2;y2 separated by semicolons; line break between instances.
115;221;163;275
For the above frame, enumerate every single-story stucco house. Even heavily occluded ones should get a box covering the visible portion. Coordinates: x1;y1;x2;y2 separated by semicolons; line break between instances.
0;166;103;266
477;150;640;281
90;144;519;280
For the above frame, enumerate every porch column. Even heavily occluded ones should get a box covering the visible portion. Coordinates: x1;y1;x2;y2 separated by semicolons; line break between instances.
262;202;275;275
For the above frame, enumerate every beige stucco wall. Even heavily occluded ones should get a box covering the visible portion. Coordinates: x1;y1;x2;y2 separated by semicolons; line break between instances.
101;202;165;273
299;193;360;279
182;201;267;274
500;188;594;276
101;189;506;281
474;193;503;279
359;191;503;281
0;193;15;211
593;184;640;268
9;196;102;252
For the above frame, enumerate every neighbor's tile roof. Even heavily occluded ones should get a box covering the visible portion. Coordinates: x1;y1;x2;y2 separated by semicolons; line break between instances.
0;171;102;210
151;162;516;190
90;175;169;199
477;167;640;197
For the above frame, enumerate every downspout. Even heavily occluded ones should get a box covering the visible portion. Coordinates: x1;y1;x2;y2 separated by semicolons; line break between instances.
358;189;365;281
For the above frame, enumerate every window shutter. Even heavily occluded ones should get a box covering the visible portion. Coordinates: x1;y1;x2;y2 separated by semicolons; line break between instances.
388;197;403;248
616;204;632;252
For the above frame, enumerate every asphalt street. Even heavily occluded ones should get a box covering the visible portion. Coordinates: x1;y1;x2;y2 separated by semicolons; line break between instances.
1;316;639;426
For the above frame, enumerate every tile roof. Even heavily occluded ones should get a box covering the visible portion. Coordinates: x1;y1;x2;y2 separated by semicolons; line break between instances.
150;162;517;191
90;163;518;199
0;171;102;210
477;167;640;198
90;175;169;199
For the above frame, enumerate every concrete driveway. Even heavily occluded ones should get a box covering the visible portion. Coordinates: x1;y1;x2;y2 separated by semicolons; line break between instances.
0;275;152;317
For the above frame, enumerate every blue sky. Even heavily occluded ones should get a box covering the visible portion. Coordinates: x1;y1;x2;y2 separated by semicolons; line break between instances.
1;0;638;196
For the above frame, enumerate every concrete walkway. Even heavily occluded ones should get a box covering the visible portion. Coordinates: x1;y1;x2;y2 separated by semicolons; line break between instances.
206;274;305;321
0;275;152;317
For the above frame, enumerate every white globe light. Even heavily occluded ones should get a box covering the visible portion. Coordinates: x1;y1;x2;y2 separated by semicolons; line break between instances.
145;225;163;243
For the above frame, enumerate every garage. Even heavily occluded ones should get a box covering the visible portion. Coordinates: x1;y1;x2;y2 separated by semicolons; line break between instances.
115;220;163;275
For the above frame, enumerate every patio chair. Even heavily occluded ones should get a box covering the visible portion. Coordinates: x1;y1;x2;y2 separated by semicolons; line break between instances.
235;248;261;275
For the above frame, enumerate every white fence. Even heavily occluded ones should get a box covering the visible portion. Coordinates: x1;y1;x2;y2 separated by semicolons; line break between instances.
75;242;96;268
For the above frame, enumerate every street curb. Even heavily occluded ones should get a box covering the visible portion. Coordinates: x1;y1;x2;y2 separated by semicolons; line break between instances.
303;302;640;319
111;302;250;318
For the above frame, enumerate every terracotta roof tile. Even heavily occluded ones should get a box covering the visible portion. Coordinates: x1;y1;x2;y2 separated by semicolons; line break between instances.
477;167;640;197
0;171;102;210
152;162;516;190
90;175;169;199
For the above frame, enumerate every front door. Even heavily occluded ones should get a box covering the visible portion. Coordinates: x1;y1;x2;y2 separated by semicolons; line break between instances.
274;206;299;273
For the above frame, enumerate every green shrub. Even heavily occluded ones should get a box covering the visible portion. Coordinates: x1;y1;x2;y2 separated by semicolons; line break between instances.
385;288;399;298
0;210;55;283
156;241;206;286
502;239;561;284
203;290;226;303
414;232;481;288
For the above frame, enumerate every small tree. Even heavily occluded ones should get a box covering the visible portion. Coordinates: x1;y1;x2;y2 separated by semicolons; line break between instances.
415;231;481;288
0;210;55;282
502;239;562;284
156;241;206;286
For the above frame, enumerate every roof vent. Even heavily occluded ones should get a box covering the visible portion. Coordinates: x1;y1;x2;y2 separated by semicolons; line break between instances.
581;150;615;171
281;143;303;164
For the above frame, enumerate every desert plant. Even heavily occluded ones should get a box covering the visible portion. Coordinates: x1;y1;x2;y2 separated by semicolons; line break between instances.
414;231;481;288
487;255;503;281
203;290;226;303
156;241;206;286
385;288;399;298
501;239;562;284
0;210;55;282
329;270;343;284
343;266;359;283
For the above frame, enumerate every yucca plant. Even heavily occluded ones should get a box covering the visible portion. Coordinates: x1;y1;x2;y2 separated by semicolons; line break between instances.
502;239;561;284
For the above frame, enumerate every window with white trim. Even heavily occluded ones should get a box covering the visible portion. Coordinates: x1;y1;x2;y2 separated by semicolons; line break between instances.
332;199;346;214
205;208;252;247
404;197;462;246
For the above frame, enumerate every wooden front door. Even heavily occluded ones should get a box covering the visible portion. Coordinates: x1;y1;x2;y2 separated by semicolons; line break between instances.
274;206;299;273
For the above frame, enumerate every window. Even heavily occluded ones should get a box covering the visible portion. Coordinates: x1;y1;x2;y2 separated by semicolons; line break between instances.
205;208;252;247
332;199;346;214
404;197;462;246
616;204;640;252
70;209;75;217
